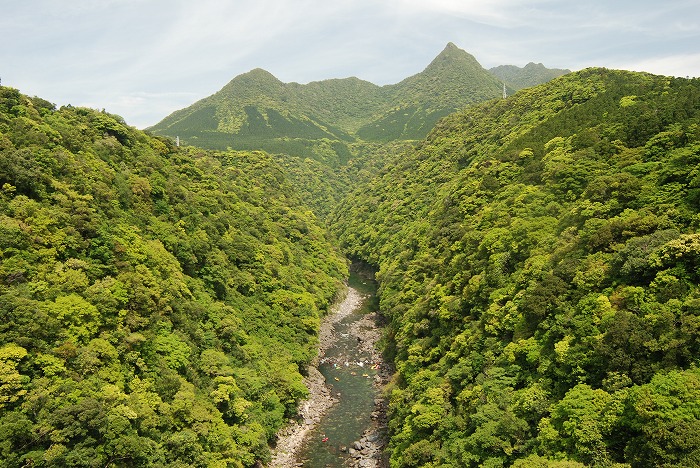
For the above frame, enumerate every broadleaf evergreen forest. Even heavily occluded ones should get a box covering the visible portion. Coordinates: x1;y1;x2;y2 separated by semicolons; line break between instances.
2;43;700;467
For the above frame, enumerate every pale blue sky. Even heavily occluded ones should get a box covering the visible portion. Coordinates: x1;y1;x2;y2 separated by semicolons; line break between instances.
2;0;699;129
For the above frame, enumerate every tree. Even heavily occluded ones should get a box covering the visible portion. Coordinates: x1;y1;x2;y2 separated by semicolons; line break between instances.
0;344;28;410
544;384;622;465
623;368;700;467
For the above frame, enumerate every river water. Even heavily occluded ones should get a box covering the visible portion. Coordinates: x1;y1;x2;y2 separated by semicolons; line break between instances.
297;266;381;467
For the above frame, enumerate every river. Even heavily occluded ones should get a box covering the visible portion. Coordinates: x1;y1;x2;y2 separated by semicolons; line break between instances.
270;263;388;467
298;265;384;467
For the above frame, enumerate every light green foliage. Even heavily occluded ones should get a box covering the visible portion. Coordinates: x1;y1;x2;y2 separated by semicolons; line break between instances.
0;85;346;466
46;294;99;345
511;455;586;467
0;344;27;409
619;95;637;107
153;330;192;371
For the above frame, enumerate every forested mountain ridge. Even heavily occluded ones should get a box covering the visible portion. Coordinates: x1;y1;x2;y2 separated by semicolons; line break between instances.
148;43;563;155
355;43;505;142
490;62;570;91
332;68;700;466
148;67;374;158
0;86;347;466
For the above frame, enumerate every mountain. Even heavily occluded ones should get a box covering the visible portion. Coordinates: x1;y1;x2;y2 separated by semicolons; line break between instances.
147;68;375;163
149;43;534;155
356;42;505;141
490;62;570;91
332;69;700;466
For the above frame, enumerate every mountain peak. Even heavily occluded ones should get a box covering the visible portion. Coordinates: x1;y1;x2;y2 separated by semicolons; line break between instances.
437;42;469;58
426;42;482;72
218;67;284;96
524;62;546;70
238;67;281;82
444;41;460;51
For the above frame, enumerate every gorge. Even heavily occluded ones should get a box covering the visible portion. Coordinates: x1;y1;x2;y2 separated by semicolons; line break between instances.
2;43;700;468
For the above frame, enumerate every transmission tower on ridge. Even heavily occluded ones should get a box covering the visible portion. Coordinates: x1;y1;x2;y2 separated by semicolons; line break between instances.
503;82;507;99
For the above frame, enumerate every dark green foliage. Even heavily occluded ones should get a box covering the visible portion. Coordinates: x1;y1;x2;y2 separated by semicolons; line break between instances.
332;69;700;466
0;86;347;466
357;43;506;141
273;140;416;220
356;106;454;142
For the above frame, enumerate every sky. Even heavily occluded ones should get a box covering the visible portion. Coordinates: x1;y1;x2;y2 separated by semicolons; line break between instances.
2;0;699;129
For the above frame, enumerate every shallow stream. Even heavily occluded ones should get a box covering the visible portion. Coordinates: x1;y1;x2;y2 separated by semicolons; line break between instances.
297;266;380;467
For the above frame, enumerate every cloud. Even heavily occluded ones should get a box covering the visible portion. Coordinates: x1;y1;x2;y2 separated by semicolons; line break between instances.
4;0;700;128
389;0;545;27
619;53;700;78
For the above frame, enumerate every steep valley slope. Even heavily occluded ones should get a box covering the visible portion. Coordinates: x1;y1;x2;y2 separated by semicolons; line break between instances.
332;68;700;467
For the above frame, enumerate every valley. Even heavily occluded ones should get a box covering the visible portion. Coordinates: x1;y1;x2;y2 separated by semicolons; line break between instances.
2;42;700;468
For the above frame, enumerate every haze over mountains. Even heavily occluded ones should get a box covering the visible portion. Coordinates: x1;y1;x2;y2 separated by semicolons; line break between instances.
149;43;569;155
489;62;571;91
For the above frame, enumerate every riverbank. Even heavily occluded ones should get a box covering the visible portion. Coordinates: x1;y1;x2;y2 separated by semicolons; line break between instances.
268;286;365;467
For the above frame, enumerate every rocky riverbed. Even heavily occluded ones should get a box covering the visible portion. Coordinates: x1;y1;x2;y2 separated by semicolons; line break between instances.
269;276;392;467
343;309;391;468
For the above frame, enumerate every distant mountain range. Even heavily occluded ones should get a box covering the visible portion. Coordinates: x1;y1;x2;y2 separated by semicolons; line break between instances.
490;62;570;91
148;43;569;155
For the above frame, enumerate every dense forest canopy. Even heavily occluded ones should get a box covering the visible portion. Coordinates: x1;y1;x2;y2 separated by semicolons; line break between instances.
332;68;700;467
0;86;346;467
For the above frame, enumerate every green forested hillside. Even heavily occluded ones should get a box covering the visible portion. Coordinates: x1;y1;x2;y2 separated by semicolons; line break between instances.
6;52;700;468
332;68;700;467
149;68;367;157
274;139;416;221
0;86;346;467
355;43;505;142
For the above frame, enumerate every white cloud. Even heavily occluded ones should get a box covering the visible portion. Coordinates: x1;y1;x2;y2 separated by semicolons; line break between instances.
390;0;545;27
618;53;700;78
